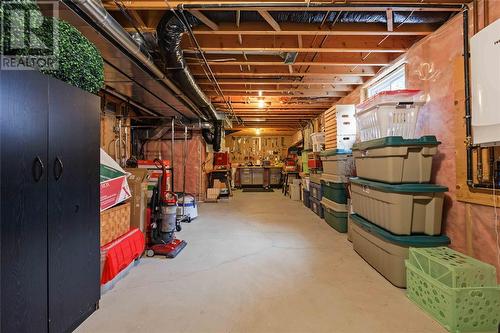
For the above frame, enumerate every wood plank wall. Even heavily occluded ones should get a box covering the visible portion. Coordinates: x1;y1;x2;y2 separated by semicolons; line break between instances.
324;106;337;150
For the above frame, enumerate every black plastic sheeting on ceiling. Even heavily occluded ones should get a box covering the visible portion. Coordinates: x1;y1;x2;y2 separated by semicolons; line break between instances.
188;10;452;25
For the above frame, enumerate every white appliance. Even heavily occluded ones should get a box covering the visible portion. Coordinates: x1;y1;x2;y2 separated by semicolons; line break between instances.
471;18;500;147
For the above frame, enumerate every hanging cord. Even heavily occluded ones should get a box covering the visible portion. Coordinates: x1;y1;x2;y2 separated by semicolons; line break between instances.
173;9;240;124
350;0;424;73
493;159;500;267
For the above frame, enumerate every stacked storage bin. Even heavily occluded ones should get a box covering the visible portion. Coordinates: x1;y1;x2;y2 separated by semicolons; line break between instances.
350;90;452;288
309;176;323;218
302;177;311;208
319;150;353;232
349;136;451;288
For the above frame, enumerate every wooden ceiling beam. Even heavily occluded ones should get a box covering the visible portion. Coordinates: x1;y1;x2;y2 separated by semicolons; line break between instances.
189;65;377;75
203;87;353;92
258;10;281;31
386;9;394;32
197;78;363;85
185;46;406;53
102;1;463;12
190;22;437;36
188;10;219;30
187;61;388;67
192;72;373;77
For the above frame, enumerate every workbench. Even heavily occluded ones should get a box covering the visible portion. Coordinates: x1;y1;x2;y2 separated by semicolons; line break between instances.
234;166;282;188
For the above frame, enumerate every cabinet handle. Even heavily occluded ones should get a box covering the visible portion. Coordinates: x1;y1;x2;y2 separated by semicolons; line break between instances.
32;156;44;182
53;157;63;181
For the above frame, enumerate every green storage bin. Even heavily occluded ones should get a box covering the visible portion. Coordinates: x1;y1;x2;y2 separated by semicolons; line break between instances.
352;136;440;184
350;178;447;235
321;197;348;233
321;174;348;204
406;262;500;333
351;214;450;288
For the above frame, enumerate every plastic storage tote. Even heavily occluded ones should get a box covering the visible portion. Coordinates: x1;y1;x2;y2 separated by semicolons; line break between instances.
301;149;310;174
310;196;324;218
406;247;500;333
320;149;354;176
352;136;440;184
355;90;425;141
321;197;348;233
337;134;356;151
311;132;325;152
351;214;450;287
321;174;348;204
350;178;447;235
302;189;311;208
310;173;322;185
309;182;322;200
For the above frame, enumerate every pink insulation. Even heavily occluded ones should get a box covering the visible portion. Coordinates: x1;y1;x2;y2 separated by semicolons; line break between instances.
337;5;500;279
143;132;207;201
405;12;500;278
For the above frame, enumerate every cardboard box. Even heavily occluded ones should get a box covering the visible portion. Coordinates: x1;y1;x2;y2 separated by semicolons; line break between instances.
124;168;149;233
100;149;131;211
206;188;220;202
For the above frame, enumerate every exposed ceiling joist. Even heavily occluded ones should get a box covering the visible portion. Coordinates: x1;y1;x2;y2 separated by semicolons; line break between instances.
193;72;374;77
189;9;219;30
258;10;281;31
386;9;394;31
102;1;463;12
185;47;406;53
190;22;436;36
197;78;363;85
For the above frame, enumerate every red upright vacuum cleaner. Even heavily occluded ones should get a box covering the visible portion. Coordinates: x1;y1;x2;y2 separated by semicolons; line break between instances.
145;159;187;258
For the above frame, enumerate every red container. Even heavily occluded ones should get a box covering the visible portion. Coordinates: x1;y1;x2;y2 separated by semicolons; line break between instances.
285;160;296;166
308;159;322;169
214;152;229;167
101;228;145;285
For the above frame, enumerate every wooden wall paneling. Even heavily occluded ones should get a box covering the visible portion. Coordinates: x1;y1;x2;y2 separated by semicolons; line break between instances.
324;106;337;150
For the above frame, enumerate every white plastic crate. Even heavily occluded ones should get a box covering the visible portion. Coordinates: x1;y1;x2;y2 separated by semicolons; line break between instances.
337;134;356;151
336;105;356;135
355;90;425;141
311;132;325;144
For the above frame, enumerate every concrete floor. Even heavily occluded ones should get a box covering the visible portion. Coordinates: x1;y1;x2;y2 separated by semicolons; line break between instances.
77;191;446;333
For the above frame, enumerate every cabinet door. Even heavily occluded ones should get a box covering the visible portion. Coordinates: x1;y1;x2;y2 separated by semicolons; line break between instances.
0;70;49;332
47;78;100;332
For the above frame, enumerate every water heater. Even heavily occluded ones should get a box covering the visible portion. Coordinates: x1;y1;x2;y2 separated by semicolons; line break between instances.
471;18;500;147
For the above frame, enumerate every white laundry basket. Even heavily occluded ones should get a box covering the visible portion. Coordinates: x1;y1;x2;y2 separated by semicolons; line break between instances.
177;194;198;220
355;90;425;141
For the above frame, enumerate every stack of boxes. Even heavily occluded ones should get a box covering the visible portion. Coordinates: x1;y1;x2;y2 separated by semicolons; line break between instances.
319;150;354;232
349;136;451;287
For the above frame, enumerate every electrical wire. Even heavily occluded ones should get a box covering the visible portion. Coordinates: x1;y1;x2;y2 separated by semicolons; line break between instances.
493;160;500;267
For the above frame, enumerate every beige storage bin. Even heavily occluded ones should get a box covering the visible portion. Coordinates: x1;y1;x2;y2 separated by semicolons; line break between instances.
350;178;447;235
320;150;354;176
310;173;322;184
352;136;439;183
350;214;450;288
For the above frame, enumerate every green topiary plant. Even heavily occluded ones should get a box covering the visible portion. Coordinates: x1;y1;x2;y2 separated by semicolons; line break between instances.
40;18;105;94
1;1;104;94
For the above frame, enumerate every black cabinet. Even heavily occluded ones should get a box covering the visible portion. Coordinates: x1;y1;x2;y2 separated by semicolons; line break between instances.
1;70;100;332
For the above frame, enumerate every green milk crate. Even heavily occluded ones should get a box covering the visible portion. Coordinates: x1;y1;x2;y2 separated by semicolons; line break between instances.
406;247;500;333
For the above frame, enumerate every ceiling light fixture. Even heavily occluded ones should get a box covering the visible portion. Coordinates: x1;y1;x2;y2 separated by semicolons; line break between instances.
255;128;261;135
257;100;266;109
258;90;263;97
